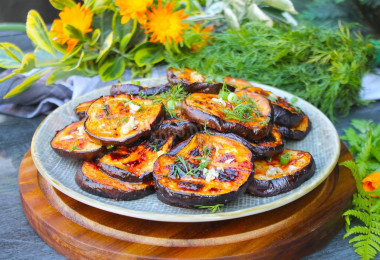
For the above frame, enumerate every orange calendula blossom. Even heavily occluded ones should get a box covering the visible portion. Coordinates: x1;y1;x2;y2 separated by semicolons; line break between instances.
115;0;153;24
51;3;93;52
191;23;215;51
143;1;189;44
362;172;380;197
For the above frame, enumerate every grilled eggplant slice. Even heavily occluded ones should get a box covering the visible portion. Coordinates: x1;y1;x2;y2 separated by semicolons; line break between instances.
167;67;233;94
51;119;103;161
84;94;165;145
153;131;255;208
225;77;304;127
110;83;171;96
152;118;203;140
182;92;273;140
97;137;175;183
75;99;95;119
250;126;285;158
76;161;155;200
277;114;312;140
248;149;316;197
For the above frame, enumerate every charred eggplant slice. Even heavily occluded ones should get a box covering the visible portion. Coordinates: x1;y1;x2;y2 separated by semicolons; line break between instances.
225;77;304;127
167;67;233;94
110;83;171;96
277;114;311;140
97;137;175;183
153;131;255;208
152;118;202;140
75;99;95;120
250;126;285;158
50;119;103;161
248;149;316;197
84;94;165;145
182;92;273;140
76;161;155;200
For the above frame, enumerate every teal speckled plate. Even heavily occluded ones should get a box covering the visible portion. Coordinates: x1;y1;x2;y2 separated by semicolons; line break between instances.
31;77;340;222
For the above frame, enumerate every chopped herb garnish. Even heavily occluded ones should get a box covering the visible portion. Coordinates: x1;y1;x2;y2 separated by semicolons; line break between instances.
218;82;231;101
130;80;141;85
203;119;210;135
259;117;270;125
266;157;272;162
68;145;82;152
106;145;114;150
266;93;278;102
150;144;158;152
195;204;224;213
102;104;110;116
172;155;201;178
280;153;291;165
291;96;298;104
221;96;261;122
123;165;130;170
195;146;211;169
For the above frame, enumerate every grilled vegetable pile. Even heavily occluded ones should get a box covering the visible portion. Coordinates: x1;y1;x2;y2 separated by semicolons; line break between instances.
51;67;316;209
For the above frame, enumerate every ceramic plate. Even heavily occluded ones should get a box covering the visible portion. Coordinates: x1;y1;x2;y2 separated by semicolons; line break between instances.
31;77;340;222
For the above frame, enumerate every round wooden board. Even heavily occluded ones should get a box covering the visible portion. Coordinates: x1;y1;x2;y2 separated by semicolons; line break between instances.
19;142;355;259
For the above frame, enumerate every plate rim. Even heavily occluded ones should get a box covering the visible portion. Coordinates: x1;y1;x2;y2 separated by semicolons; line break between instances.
31;77;341;222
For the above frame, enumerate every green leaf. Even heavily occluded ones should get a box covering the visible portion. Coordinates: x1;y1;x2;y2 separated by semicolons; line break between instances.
3;69;50;99
46;67;84;85
134;45;165;67
84;0;113;13
49;0;76;10
90;29;101;46
96;32;113;62
65;51;85;71
14;53;36;73
0;42;24;63
26;10;55;56
61;43;83;61
63;24;84;41
0;72;16;83
0;42;24;69
99;56;125;81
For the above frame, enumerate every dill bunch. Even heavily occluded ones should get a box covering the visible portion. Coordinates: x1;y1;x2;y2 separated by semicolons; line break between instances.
167;22;377;121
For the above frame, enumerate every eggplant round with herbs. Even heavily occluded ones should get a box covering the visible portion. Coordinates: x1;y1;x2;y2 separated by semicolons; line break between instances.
97;137;175;183
248;149;316;197
76;161;155;200
51;119;104;161
182;92;273;140
84;94;165;145
167;67;233;94
153;131;255;208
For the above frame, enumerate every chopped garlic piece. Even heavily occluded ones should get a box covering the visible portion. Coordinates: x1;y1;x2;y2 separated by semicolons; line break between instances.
225;158;235;164
204;168;219;182
190;71;205;82
266;166;283;177
60;135;74;141
211;97;226;106
129;103;140;114
120;116;138;135
76;126;85;136
288;165;299;173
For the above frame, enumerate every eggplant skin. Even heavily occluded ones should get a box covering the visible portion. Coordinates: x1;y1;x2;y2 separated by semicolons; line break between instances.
250;126;285;159
272;104;303;128
182;93;273;141
152;119;203;140
153;131;255;208
167;67;233;94
76;162;155;201
110;83;171;96
248;151;316;197
75;100;95;120
50;120;104;161
154;178;251;208
277;114;312;140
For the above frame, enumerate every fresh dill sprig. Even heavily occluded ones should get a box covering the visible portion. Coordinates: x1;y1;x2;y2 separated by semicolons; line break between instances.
195;204;224;213
172;155;201;178
195;145;211;169
68;145;82;152
221;96;261;122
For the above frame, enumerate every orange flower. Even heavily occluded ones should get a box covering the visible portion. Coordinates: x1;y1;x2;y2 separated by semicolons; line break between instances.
115;0;153;24
191;23;214;51
143;1;189;44
362;172;380;197
51;3;93;52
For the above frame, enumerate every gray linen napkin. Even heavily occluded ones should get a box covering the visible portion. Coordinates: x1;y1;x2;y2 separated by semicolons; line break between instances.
0;66;167;118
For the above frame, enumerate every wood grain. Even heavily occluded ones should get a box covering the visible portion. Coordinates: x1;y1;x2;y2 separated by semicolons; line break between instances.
19;142;355;259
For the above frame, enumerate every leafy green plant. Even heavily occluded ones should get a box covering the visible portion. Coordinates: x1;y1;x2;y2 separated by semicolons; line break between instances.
0;0;207;99
168;22;377;121
341;120;380;259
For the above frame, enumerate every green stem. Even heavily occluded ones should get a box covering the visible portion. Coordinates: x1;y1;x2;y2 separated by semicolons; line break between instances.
0;23;26;32
37;54;98;68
